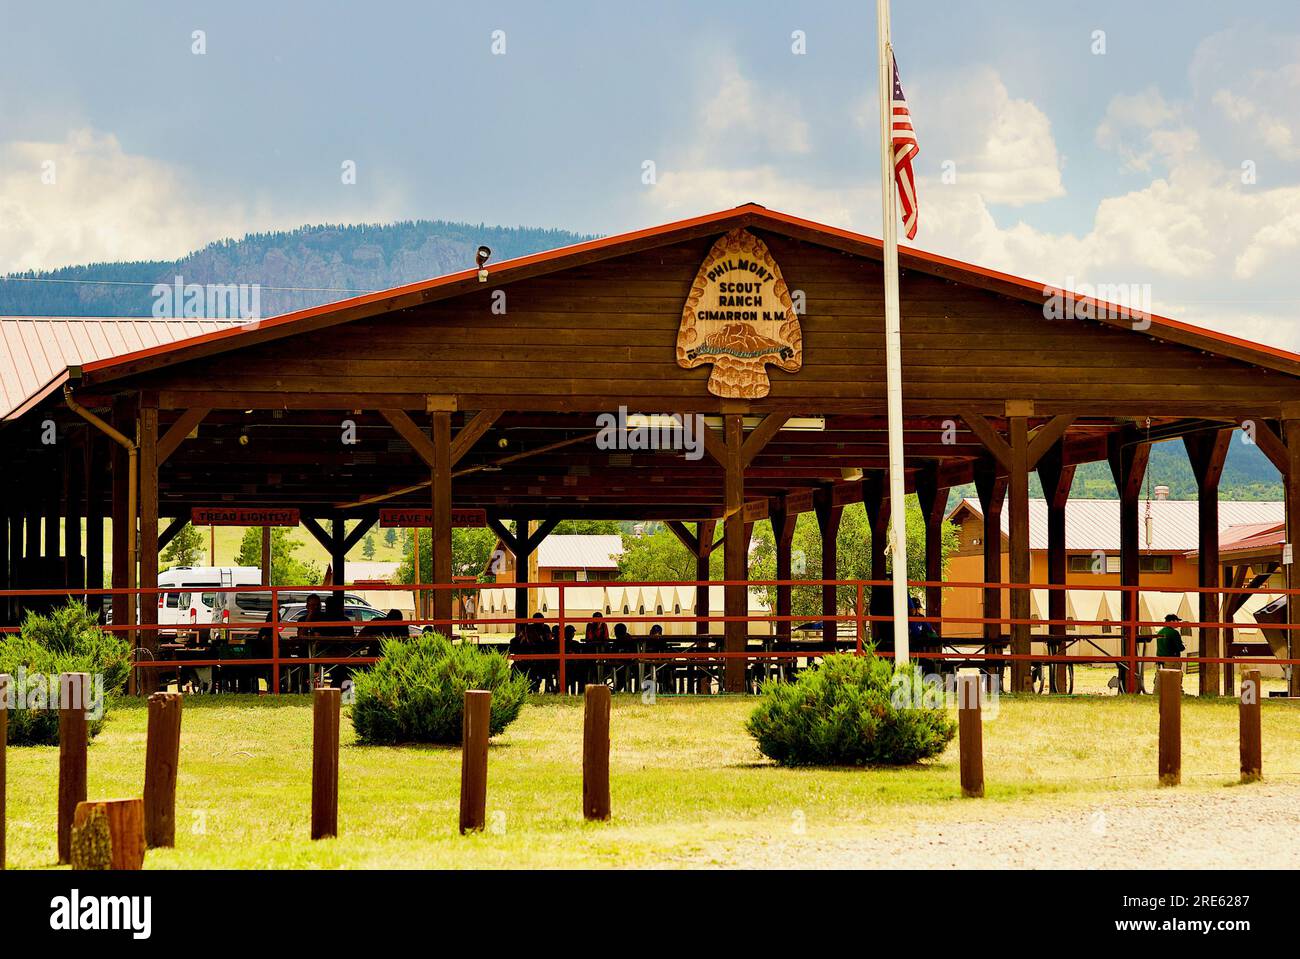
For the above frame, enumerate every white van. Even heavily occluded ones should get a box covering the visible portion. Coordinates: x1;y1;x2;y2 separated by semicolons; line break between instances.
158;566;262;639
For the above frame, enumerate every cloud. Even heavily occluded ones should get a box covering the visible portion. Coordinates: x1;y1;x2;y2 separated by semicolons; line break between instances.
0;128;404;274
917;67;1065;206
697;57;811;158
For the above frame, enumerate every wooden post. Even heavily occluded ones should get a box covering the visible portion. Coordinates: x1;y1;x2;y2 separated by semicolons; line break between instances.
1285;420;1300;696
915;466;949;641
957;674;984;798
57;672;89;864
722;414;747;692
311;686;341;839
1240;668;1262;783
1109;433;1150;694
974;461;1007;685
0;674;7;869
138;407;160;694
1037;442;1074;693
1185;430;1231;696
770;500;795;640
142;691;182;847
862;473;888;647
1007;412;1032;692
1158;668;1181;786
695;520;715;636
816;484;844;645
260;525;272;589
70;798;145;870
459;689;491;833
84;432;104;609
582;684;611;821
430;411;453;633
63;436;83;589
513;516;530;631
109;400;130;638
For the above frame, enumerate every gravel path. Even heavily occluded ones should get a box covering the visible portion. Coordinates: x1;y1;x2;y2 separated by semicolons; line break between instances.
675;781;1300;869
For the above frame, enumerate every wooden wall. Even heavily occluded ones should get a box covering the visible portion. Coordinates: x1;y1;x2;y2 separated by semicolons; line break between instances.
120;230;1300;417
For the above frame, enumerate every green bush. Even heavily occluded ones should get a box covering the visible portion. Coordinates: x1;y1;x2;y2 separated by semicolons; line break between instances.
350;632;529;745
0;602;131;746
746;653;956;767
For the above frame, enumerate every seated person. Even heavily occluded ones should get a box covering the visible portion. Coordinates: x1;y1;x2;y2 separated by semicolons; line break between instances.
585;611;610;644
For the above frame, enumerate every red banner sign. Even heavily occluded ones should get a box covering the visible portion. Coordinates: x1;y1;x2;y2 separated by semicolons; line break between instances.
192;507;300;527
379;508;488;528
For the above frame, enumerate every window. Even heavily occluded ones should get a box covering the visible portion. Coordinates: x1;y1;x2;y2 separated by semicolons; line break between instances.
587;570;617;582
551;570;577;582
1139;555;1173;573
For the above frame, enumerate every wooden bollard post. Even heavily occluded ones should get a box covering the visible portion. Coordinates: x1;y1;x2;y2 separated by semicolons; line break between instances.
0;674;8;870
71;798;145;870
143;691;183;847
1158;668;1181;786
311;687;341;839
957;674;984;798
583;684;611;821
459;690;491;834
57;672;90;864
1240;668;1262;783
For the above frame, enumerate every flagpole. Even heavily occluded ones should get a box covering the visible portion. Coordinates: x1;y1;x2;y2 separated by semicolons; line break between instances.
876;0;910;668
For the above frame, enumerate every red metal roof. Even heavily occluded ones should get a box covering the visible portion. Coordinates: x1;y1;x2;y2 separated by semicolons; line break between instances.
1187;521;1286;559
76;203;1300;387
0;317;245;420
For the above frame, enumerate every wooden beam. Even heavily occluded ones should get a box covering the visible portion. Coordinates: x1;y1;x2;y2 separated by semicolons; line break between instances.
521;517;560;556
342;514;378;553
486;516;520;555
450;410;503;466
740;413;791;469
961;411;1012;468
1027;415;1076;468
158;516;188;551
1236;417;1287;475
664;520;699;555
380;409;436;467
695;519;717;637
300;516;333;553
157;408;210;464
701;422;729;469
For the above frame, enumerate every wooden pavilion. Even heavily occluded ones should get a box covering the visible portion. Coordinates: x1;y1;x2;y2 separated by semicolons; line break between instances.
3;203;1300;695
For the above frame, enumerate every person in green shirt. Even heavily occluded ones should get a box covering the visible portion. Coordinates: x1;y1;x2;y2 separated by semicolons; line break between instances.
1155;614;1186;665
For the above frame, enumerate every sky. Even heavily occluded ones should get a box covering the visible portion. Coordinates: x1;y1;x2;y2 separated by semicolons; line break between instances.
2;0;1300;348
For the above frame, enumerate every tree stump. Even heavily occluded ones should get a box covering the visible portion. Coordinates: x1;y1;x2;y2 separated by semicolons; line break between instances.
70;799;146;870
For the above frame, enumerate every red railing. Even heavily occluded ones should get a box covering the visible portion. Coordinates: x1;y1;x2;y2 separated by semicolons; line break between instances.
0;577;1292;694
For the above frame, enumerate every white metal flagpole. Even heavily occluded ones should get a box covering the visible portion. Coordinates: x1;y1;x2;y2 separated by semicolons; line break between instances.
876;0;910;668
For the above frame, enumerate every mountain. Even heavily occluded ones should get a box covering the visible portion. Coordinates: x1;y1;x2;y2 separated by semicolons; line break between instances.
0;220;598;319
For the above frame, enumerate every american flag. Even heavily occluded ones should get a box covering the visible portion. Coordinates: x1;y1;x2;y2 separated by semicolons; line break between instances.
890;52;919;240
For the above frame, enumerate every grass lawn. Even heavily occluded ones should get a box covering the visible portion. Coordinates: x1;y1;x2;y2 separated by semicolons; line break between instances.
6;682;1299;870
